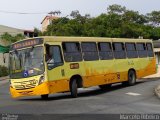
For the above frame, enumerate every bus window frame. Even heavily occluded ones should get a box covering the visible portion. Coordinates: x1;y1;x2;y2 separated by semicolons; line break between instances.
125;42;138;59
136;42;148;58
62;42;83;62
146;43;154;57
113;42;126;59
46;45;64;70
98;42;114;60
81;42;99;61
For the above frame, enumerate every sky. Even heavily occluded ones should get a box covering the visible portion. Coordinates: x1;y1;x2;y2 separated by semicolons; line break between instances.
0;0;160;30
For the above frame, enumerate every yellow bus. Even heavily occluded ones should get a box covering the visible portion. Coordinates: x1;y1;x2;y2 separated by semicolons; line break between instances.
9;36;156;99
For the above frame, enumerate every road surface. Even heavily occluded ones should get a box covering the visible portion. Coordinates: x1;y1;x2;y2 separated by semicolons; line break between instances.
0;78;160;114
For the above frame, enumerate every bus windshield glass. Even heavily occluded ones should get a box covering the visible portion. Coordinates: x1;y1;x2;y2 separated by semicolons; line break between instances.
10;46;44;79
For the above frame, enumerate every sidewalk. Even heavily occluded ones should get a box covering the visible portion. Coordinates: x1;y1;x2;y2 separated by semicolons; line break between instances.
155;85;160;99
144;65;160;78
0;76;9;81
146;65;160;99
0;76;9;86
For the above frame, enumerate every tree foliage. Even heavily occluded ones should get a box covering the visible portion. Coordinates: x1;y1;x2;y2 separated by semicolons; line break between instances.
0;65;8;77
1;32;25;43
39;4;160;40
147;11;160;27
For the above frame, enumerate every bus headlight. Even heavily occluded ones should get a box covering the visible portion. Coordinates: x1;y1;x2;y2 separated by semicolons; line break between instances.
39;75;45;85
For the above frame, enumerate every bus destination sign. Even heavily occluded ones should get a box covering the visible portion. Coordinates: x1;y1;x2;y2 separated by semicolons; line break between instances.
11;38;43;50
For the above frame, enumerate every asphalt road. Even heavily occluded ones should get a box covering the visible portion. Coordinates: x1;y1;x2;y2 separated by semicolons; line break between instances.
0;78;160;114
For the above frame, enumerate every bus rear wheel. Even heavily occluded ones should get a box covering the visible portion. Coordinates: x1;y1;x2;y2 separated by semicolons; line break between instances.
41;94;48;100
70;79;78;98
128;70;136;86
99;84;112;90
123;70;136;86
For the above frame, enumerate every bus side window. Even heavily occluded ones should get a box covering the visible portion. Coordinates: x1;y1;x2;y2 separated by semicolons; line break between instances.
113;42;126;59
136;43;147;58
98;42;113;60
62;42;82;62
126;43;138;58
146;43;154;57
81;42;99;61
47;46;63;70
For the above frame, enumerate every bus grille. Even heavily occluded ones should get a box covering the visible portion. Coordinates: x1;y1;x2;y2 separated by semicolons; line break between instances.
14;79;37;90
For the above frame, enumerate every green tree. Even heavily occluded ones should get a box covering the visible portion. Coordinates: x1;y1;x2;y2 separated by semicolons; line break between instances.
1;32;13;43
107;4;126;15
1;32;25;43
43;4;160;40
70;10;81;18
147;11;160;27
150;27;160;40
34;28;43;36
122;10;147;24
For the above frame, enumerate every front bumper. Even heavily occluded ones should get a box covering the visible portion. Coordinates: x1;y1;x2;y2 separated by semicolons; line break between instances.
10;82;50;98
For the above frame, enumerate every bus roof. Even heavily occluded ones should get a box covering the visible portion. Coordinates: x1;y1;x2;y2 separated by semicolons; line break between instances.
12;36;153;45
42;36;152;43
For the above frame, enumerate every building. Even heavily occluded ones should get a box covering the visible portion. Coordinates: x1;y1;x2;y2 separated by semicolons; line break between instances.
153;40;160;65
24;30;35;38
0;25;34;67
0;25;24;67
41;16;59;32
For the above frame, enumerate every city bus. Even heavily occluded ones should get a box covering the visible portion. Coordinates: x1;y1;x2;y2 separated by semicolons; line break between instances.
9;36;156;99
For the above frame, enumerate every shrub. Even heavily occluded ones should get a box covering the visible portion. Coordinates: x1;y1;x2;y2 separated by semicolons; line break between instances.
0;65;8;77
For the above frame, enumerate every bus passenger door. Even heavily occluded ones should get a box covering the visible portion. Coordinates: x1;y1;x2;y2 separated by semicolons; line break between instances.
46;45;69;92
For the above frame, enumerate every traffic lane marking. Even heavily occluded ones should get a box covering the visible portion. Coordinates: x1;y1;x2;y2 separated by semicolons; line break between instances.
126;92;141;96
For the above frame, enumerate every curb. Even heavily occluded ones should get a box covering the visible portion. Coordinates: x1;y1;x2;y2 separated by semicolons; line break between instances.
0;76;9;81
154;85;160;99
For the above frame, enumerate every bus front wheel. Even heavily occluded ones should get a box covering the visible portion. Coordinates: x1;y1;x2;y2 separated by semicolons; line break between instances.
70;79;78;98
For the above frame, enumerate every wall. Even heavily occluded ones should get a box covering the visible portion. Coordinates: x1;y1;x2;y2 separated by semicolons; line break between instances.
42;18;50;32
0;25;24;67
0;39;10;67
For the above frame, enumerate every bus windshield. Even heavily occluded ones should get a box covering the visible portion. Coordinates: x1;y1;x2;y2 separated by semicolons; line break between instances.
10;46;44;79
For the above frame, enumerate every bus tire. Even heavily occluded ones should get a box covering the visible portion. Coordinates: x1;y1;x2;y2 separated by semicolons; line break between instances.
99;84;112;90
70;79;78;98
41;94;48;100
128;70;136;86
